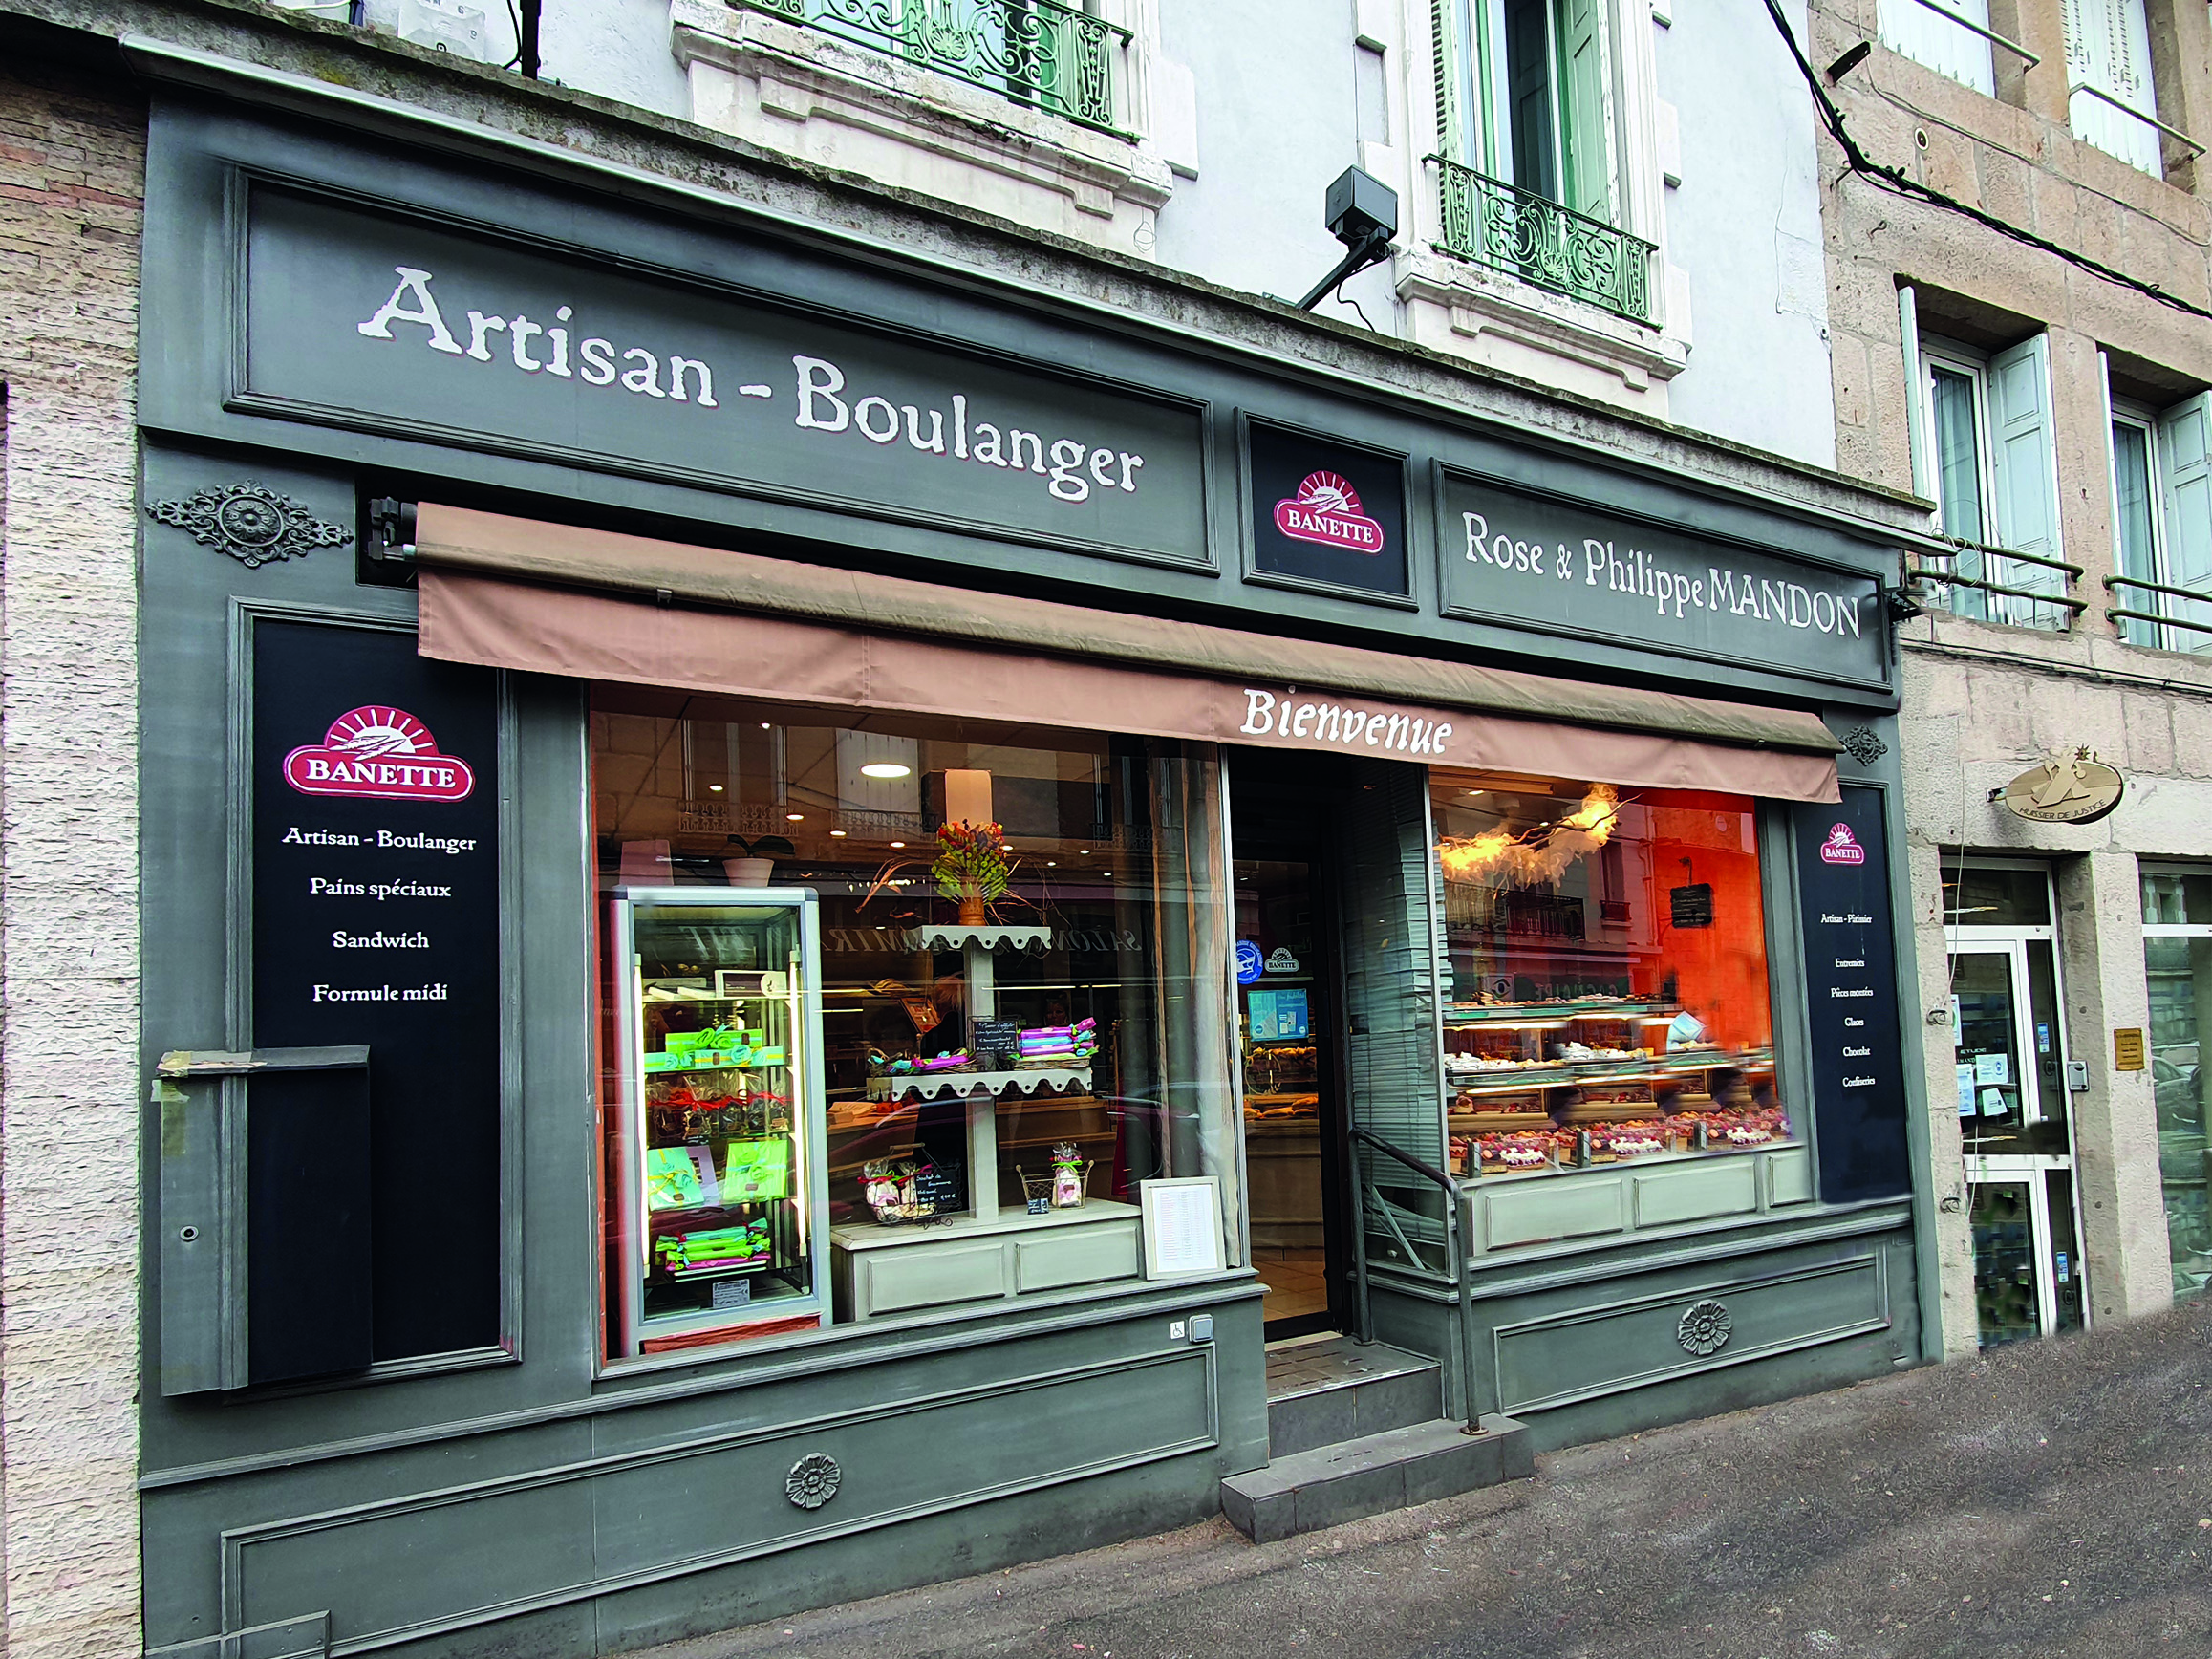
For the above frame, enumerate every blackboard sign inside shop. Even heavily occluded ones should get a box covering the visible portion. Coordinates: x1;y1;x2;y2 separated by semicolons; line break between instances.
252;620;503;1364
1437;470;1888;687
1793;786;1910;1205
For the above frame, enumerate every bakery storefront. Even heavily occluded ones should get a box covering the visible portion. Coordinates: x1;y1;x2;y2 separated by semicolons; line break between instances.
134;69;1934;1659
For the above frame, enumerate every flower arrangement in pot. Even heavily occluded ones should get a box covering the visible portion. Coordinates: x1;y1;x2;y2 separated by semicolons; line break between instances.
722;833;795;889
864;820;1020;926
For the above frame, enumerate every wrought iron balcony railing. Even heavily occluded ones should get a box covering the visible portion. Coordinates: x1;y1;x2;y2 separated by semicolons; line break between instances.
735;0;1130;137
1429;155;1658;326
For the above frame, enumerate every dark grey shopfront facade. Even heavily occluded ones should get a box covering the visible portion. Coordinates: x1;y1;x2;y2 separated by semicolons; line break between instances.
135;51;1938;1659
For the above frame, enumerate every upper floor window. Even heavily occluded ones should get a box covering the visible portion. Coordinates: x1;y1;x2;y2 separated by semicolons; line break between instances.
1878;0;1997;96
2107;366;2212;651
1429;0;1657;324
2063;0;2163;173
1901;294;2071;629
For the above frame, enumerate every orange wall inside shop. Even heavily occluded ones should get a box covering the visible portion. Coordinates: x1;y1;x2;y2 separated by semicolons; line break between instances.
1630;796;1772;1052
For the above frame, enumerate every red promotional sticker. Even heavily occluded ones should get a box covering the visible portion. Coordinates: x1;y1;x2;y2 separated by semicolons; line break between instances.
284;705;477;803
1273;471;1385;554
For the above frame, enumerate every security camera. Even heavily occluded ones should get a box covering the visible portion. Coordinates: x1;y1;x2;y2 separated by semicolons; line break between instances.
1325;166;1398;249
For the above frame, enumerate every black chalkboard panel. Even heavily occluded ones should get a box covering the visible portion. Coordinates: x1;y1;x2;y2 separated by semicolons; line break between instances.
252;621;502;1363
247;1066;373;1385
1794;786;1910;1203
971;1018;1020;1069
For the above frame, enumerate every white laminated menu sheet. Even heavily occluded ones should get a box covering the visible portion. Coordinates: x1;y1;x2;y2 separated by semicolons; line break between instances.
1141;1177;1225;1278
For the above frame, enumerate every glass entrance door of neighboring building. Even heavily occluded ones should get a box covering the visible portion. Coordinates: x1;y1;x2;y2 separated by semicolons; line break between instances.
1947;862;2085;1346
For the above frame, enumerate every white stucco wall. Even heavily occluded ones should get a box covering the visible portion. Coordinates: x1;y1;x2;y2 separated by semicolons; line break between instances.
1653;0;1837;467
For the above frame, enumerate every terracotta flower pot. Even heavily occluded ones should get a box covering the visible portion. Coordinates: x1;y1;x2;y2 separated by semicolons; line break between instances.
957;895;987;927
724;857;775;888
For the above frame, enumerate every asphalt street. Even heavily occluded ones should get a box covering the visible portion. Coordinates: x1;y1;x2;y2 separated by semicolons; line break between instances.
654;1297;2212;1659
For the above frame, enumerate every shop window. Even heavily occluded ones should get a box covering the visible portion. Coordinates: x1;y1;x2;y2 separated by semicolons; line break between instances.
1877;0;1997;95
1900;302;2071;630
2141;867;2212;1301
1429;773;1793;1180
2064;0;2164;174
1429;0;1659;325
2106;368;2212;652
591;693;1237;1361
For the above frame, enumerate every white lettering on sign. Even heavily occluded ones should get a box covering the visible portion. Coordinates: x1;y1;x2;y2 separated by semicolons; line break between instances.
792;356;1143;507
1238;688;1451;757
353;269;1151;511
1460;509;1865;640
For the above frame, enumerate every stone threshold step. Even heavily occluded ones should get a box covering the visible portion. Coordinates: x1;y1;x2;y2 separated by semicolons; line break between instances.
1221;1414;1534;1544
1268;1348;1441;1458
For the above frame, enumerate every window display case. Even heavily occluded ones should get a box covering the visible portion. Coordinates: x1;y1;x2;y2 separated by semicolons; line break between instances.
606;890;828;1354
1430;775;1800;1199
591;696;1241;1339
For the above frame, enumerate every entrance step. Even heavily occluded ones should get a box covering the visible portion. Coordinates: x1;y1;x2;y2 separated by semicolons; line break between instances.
1265;1335;1440;1457
1220;1413;1534;1543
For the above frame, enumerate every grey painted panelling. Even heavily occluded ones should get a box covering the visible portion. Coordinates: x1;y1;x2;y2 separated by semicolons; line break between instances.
139;100;1903;712
224;1349;1217;1651
1492;1250;1889;1414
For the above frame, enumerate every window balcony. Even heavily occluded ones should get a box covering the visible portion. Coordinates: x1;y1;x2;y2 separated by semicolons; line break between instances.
1430;154;1657;327
730;0;1132;137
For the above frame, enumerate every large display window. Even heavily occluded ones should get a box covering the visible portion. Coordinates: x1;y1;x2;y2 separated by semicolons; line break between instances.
592;691;1239;1357
1429;771;1793;1179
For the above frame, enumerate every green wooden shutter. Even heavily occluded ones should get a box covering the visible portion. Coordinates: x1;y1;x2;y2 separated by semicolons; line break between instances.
2158;392;2212;646
1556;0;1611;222
1987;334;2066;626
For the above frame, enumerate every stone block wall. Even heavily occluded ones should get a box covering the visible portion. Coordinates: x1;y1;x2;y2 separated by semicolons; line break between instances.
1808;0;2212;1354
0;55;145;1659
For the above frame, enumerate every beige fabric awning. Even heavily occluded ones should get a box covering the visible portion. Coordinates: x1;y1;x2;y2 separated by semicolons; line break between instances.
413;505;1841;803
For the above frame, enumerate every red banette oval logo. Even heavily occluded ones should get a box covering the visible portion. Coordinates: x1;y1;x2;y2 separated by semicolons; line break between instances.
284;706;476;803
1818;824;1866;865
1274;471;1385;554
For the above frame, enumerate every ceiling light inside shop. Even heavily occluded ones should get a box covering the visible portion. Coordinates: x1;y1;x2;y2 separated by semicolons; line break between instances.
786;812;805;822
707;784;723;792
830;830;847;838
859;762;912;779
890;840;907;849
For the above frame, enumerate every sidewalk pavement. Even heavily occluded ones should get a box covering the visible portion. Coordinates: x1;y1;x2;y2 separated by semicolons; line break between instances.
648;1296;2212;1659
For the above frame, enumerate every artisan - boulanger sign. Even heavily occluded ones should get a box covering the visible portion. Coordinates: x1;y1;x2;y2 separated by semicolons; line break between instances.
1437;469;1887;685
240;183;1209;568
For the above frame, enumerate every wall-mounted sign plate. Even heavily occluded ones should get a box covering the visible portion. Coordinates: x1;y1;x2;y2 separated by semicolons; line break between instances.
2115;1028;2146;1071
1241;416;1410;605
1433;463;1888;689
1992;753;2125;825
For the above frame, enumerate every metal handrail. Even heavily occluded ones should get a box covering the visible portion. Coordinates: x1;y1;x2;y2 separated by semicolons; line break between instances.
2107;606;2212;638
2070;81;2206;156
1901;0;2038;66
2105;572;2212;605
1909;563;2088;613
1917;537;2083;577
1346;1126;1486;1436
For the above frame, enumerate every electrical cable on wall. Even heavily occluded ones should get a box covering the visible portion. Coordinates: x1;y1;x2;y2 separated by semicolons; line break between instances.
1762;0;2212;325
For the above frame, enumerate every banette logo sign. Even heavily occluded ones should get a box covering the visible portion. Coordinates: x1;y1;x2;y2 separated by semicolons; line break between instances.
1274;472;1385;553
1818;824;1866;866
285;706;478;803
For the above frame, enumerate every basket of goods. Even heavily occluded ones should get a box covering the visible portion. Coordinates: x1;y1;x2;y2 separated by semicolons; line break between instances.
1017;1142;1093;1210
1015;1019;1098;1067
860;1157;947;1223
